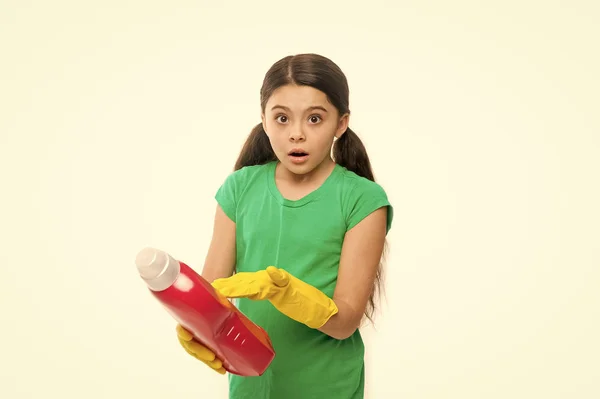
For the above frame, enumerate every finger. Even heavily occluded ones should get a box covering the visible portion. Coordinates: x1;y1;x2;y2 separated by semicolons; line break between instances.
212;280;261;299
211;272;250;286
178;334;213;360
205;356;223;370
179;338;206;361
202;356;226;374
176;324;193;341
181;343;198;358
266;266;289;287
182;343;221;370
185;340;217;362
178;337;225;372
178;336;196;353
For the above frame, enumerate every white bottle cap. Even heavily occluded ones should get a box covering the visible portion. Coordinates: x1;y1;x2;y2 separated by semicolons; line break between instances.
135;247;180;291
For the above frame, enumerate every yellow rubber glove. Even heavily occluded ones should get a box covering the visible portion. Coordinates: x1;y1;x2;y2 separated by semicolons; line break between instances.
176;324;226;374
212;266;339;329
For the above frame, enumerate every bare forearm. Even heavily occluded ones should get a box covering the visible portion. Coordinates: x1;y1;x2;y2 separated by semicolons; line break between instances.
318;298;361;340
202;266;234;283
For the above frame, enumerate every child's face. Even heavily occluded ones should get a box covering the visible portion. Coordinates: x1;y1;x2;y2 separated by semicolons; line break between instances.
261;84;348;176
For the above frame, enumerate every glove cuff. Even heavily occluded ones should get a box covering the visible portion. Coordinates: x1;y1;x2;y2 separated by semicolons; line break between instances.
271;267;339;329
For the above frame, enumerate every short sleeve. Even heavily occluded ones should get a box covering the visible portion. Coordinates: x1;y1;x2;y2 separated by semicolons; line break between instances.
215;171;239;222
346;180;394;234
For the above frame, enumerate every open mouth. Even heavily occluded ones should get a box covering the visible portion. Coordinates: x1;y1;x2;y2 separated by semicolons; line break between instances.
288;149;309;163
289;151;308;157
288;149;309;157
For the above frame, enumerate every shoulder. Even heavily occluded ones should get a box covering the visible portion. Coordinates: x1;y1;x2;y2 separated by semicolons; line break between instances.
335;165;394;233
344;168;387;194
220;162;272;190
336;165;390;201
215;162;273;221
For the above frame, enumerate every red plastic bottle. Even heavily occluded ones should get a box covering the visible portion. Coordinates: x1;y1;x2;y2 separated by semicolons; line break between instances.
135;247;275;376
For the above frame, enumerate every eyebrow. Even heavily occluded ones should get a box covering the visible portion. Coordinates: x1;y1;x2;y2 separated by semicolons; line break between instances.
270;105;328;113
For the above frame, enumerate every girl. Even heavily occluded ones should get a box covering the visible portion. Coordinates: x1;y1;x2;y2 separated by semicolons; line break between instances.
176;53;393;399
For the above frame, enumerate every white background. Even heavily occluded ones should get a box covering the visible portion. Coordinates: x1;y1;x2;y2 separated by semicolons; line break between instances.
1;1;599;398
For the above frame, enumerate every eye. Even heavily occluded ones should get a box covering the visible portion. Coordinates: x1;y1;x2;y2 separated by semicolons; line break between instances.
308;115;322;124
275;115;288;124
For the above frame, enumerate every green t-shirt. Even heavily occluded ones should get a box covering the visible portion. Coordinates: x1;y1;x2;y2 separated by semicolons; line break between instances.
215;161;393;399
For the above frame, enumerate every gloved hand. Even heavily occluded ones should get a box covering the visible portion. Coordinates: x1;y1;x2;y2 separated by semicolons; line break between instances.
212;266;338;329
176;324;226;374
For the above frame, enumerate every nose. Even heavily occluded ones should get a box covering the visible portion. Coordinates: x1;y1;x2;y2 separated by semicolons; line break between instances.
288;124;305;142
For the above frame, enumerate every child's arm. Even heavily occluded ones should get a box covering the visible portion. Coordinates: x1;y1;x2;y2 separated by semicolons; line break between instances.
201;204;237;283
318;206;388;340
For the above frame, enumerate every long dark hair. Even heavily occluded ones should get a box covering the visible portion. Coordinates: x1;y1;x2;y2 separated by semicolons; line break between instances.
234;53;388;323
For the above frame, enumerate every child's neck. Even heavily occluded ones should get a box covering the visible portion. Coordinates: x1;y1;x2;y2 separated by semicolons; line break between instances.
275;157;336;201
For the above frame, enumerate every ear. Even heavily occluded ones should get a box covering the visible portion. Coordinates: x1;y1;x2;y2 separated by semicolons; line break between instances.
261;112;267;134
335;113;350;139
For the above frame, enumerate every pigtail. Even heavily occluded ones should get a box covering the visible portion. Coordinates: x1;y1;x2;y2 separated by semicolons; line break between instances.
334;127;387;324
234;123;277;171
333;128;375;182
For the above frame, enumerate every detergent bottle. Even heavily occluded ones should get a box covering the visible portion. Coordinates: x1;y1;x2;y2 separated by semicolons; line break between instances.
135;247;275;376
